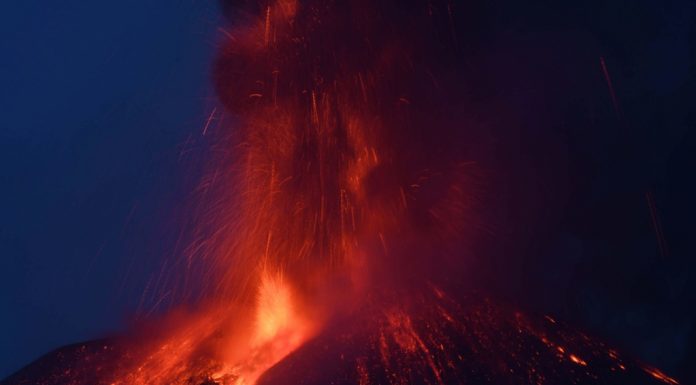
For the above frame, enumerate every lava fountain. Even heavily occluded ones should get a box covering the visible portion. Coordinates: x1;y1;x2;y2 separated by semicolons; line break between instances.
2;1;681;385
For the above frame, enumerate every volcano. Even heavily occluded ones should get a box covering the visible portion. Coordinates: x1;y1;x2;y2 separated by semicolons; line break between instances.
3;1;683;384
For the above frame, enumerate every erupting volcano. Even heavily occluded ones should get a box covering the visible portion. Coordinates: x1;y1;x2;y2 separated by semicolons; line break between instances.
3;1;682;385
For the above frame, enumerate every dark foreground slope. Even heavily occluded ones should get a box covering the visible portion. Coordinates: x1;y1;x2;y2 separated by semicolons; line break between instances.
259;290;679;385
3;291;679;385
1;340;121;385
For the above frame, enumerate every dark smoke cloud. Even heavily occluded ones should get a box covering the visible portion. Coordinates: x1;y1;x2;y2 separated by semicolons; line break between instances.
215;0;696;380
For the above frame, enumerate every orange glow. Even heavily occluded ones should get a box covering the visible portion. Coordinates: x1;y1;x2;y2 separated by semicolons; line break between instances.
644;367;680;385
254;272;297;343
209;272;314;385
108;1;389;382
568;354;587;367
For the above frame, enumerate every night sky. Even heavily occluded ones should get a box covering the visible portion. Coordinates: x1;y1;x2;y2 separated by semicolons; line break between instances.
2;0;695;383
0;0;219;378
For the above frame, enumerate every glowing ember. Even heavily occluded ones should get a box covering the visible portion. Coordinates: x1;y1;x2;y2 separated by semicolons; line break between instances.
643;367;680;385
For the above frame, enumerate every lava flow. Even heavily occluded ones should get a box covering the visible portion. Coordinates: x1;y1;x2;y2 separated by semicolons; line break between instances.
2;1;681;385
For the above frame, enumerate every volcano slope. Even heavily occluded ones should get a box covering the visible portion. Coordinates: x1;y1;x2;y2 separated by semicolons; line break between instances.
3;289;679;385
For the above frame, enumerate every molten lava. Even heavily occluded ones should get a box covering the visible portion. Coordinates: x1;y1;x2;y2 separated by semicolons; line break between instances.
2;1;681;385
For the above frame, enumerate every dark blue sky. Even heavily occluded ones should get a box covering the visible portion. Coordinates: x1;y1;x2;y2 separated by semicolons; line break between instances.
0;1;219;377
